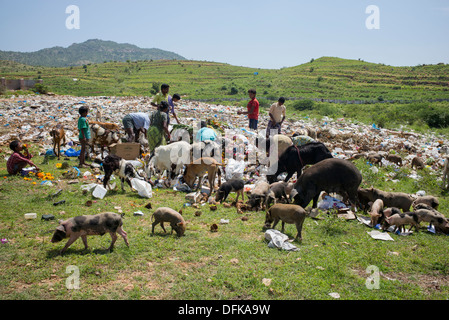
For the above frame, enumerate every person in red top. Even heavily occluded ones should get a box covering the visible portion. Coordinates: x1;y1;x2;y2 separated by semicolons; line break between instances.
6;140;40;175
238;89;259;130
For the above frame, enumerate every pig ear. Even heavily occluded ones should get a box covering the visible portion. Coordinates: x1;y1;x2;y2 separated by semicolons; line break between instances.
56;225;66;232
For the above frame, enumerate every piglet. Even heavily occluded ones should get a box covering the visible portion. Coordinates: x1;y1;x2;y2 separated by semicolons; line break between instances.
383;212;420;233
51;212;129;255
215;178;245;203
247;181;270;211
368;199;384;227
151;207;186;237
264;203;307;241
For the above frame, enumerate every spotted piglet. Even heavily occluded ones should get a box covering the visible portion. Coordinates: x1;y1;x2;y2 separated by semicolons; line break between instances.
51;212;129;255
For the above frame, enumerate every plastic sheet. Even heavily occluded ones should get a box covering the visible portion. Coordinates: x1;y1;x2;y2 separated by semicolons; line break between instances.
264;229;299;251
131;178;152;198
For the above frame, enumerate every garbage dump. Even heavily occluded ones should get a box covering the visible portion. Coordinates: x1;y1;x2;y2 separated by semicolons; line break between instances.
1;94;449;237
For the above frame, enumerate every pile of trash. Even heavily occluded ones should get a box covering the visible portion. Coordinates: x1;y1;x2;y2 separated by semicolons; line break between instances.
1;95;448;164
2;94;449;200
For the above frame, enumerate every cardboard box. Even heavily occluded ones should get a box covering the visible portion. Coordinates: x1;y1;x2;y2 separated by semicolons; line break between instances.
109;143;141;160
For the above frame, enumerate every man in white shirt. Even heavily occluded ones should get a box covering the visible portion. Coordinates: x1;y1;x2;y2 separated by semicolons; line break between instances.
266;97;286;138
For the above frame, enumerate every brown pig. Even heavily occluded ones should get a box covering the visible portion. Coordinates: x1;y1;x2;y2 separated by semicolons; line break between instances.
357;187;414;212
151;207;186;237
411;156;425;170
264;204;307;241
51;212;129;255
386;154;403;166
412;195;439;210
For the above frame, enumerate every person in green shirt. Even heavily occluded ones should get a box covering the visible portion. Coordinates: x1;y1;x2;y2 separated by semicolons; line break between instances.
148;101;171;152
77;106;90;167
151;83;170;107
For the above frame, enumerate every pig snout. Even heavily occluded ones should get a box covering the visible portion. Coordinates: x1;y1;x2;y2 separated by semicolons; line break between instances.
51;224;67;243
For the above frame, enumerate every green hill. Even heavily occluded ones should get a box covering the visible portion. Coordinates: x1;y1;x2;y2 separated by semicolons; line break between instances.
1;56;448;102
0;39;185;67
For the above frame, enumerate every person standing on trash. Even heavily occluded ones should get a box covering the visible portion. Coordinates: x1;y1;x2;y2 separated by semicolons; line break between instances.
148;101;171;152
167;93;181;125
6;140;40;175
122;112;150;142
77;106;90;168
151;83;170;107
266;97;286;139
237;89;259;130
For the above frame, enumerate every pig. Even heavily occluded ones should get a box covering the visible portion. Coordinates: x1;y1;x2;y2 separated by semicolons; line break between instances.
267;142;333;184
264;204;307;241
51;212;129;255
215;178;245;203
266;181;291;208
386;154;403;166
247;180;270;211
366;153;383;166
383;212;420;233
411;156;425;170
369;199;384;227
357;187;414;212
383;207;401;218
413;207;449;232
411;195;439;210
292;158;362;210
151;207;186;237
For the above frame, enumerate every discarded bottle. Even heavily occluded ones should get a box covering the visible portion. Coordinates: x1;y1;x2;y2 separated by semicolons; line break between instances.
53;200;66;206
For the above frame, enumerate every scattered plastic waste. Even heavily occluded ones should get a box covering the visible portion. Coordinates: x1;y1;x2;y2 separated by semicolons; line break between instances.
317;195;347;210
225;158;245;180
367;230;394;241
92;185;107;199
131;178;152;198
24;213;37;220
264;229;299;251
64;148;81;157
42;214;55;221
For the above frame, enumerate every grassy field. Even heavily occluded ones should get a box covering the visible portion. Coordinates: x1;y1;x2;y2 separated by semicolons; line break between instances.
1;57;449;102
1;149;448;300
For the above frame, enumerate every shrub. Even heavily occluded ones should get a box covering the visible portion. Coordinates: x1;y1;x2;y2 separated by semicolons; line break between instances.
292;99;315;111
150;82;161;94
34;83;48;94
419;106;449;128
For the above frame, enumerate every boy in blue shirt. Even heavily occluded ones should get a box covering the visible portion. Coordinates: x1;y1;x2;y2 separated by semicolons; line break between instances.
78;106;90;167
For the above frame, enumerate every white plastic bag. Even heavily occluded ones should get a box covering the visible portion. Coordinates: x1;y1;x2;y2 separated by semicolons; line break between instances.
225;158;246;180
131;178;152;198
264;229;299;251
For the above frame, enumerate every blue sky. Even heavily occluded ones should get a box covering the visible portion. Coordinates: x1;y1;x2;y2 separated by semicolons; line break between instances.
0;0;448;69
